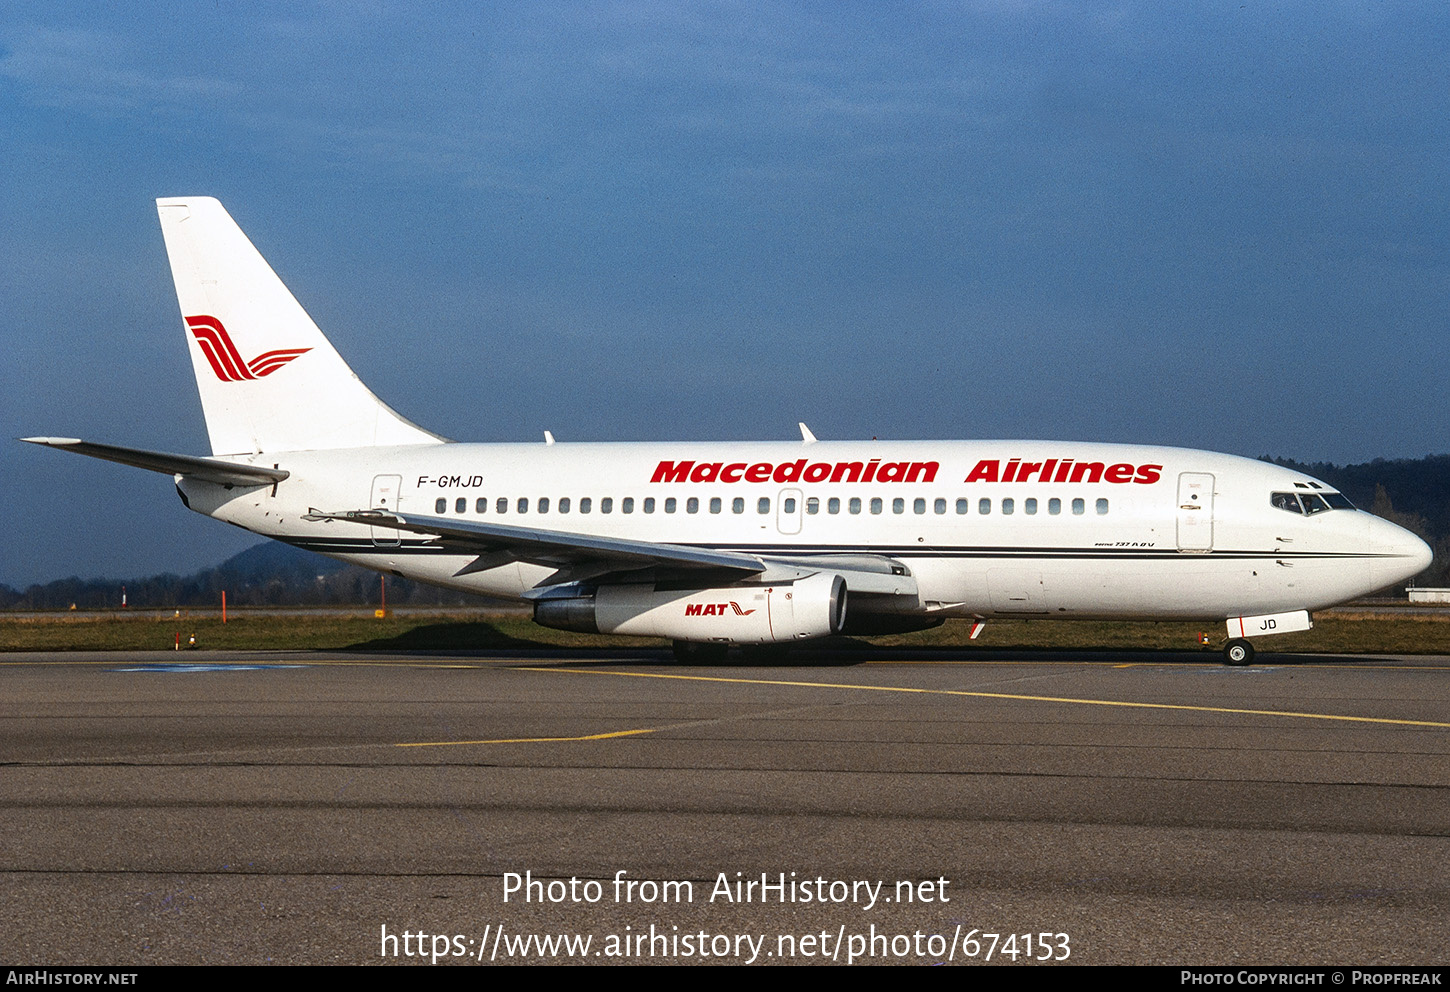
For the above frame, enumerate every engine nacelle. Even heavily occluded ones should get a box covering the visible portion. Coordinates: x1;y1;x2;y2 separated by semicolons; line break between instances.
534;572;847;645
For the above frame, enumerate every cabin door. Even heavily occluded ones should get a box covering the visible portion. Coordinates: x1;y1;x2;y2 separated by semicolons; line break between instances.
1176;472;1215;552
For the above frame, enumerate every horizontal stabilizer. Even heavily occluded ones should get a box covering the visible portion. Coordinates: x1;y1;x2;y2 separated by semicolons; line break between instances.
21;437;288;487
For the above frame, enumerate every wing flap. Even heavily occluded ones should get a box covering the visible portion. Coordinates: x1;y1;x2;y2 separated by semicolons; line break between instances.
303;509;769;577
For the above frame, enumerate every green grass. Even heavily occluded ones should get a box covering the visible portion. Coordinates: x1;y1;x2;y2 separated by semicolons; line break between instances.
2;609;1448;655
0;611;649;652
866;613;1450;656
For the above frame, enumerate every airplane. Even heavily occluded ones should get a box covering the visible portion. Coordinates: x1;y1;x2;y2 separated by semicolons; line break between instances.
23;197;1433;666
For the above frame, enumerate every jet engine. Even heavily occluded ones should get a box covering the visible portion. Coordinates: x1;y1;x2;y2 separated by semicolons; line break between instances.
534;572;847;644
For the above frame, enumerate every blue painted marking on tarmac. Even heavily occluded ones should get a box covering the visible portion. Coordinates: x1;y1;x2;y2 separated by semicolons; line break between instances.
109;664;307;673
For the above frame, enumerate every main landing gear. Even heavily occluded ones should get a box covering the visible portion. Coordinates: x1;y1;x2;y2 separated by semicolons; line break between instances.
672;640;729;664
670;641;794;665
1223;639;1255;666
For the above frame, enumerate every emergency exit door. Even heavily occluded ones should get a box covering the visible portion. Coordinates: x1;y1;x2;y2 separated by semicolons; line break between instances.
369;474;402;547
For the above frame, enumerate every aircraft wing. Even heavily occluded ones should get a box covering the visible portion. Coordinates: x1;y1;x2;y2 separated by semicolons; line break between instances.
305;508;921;598
21;437;288;487
303;508;769;584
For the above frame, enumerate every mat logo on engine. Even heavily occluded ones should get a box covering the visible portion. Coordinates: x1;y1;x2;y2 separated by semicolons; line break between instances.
685;602;755;617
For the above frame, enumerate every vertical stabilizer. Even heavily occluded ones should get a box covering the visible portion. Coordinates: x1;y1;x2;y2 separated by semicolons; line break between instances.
156;197;442;455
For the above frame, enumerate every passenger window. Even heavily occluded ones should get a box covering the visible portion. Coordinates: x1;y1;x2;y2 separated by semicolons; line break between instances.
979;498;991;515
435;498;446;513
758;497;770;514
687;497;699;514
601;497;613;514
828;497;840;514
665;497;676;513
733;497;745;514
892;498;904;514
1002;498;1014;515
580;497;592;514
622;497;634;514
1048;498;1061;515
956;498;968;515
517;497;528;514
643;497;654;513
538;497;550;514
784;497;797;513
870;497;883;515
559;497;571;514
849;497;862;515
709;497;722;514
934;498;946;515
1072;498;1085;515
806;497;819;515
455;497;466;513
1025;498;1037;515
496;497;508;514
1096;498;1108;515
914;498;926;515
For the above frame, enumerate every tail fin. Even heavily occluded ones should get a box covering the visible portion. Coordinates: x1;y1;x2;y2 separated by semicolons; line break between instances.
156;197;443;455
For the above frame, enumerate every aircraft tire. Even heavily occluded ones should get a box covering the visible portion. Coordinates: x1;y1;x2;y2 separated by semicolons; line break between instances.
1223;639;1255;666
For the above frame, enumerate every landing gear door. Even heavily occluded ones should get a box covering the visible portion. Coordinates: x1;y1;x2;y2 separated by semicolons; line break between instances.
369;474;402;547
1176;472;1214;552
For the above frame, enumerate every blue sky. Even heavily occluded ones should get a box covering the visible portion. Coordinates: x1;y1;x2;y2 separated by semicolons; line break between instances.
2;2;1447;587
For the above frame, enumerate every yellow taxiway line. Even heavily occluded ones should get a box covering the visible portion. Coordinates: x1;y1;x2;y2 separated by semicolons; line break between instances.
397;727;656;747
515;667;1450;731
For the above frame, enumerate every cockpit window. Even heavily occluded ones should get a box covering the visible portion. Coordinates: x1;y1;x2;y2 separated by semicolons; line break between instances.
1272;490;1355;514
1271;492;1303;513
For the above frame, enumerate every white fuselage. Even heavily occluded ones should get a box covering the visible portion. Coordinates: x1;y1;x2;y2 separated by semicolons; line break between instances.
178;438;1431;622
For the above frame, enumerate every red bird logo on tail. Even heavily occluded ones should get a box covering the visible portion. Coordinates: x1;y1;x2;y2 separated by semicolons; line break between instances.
187;315;310;382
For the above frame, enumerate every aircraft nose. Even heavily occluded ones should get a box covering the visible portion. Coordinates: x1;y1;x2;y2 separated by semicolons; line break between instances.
1409;534;1434;575
1366;515;1433;590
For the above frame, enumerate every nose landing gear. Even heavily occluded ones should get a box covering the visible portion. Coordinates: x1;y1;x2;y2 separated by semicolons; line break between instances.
1224;639;1255;666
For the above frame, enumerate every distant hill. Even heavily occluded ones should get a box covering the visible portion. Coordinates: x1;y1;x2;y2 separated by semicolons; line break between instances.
215;541;349;585
0;541;494;610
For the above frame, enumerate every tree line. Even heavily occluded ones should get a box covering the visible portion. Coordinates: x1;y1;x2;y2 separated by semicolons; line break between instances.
1267;454;1450;588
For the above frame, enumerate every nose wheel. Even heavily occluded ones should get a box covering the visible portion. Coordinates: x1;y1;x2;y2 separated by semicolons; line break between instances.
1224;639;1255;666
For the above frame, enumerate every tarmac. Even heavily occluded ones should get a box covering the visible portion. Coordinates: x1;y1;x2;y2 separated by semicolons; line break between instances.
2;646;1448;965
